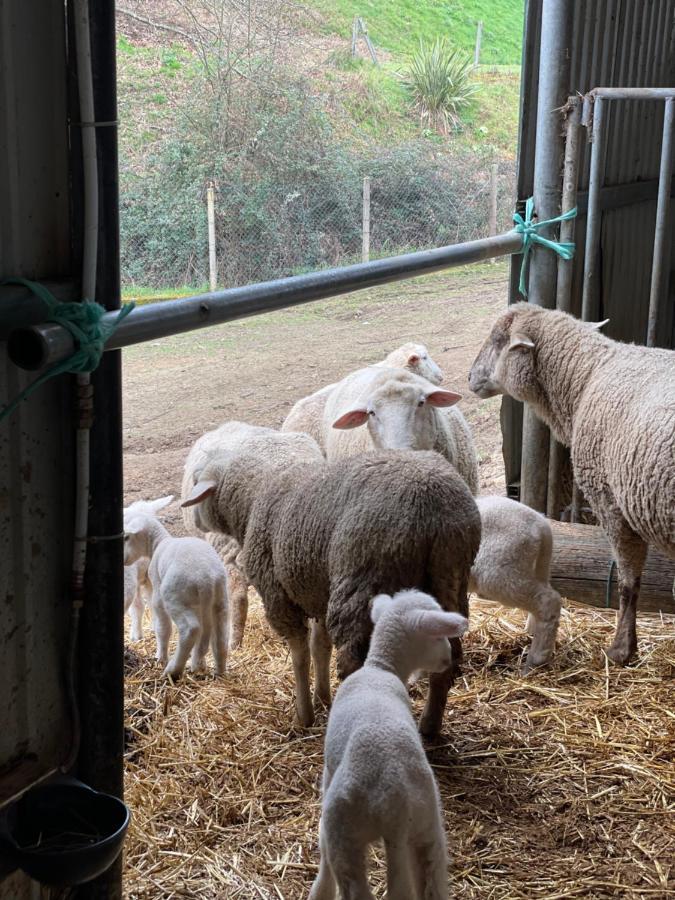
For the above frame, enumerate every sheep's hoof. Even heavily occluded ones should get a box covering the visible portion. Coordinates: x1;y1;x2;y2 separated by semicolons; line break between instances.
163;665;184;680
522;654;550;674
313;690;332;711
418;715;441;741
605;642;636;666
294;708;315;729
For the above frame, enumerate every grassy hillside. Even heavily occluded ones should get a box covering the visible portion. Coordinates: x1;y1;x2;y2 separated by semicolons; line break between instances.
308;0;525;65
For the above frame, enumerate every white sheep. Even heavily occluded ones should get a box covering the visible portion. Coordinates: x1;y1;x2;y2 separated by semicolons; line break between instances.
470;303;675;664
281;341;444;450
124;508;229;678
325;366;479;495
309;589;467;900
181;421;324;650
470;496;562;670
124;557;150;643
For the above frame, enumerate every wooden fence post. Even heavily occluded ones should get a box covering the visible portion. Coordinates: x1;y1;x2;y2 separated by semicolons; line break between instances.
207;183;217;292
489;163;498;262
474;20;483;67
362;176;371;263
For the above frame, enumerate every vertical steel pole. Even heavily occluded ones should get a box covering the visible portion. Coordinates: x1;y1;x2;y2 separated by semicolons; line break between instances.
207;183;217;293
581;97;606;322
547;96;582;519
647;97;675;347
520;0;572;512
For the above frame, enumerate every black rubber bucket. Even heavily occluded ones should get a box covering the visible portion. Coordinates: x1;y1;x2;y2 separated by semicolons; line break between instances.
0;777;130;886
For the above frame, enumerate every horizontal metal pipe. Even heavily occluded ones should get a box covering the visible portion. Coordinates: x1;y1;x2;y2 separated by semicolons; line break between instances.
587;87;675;101
8;231;523;371
647;97;675;347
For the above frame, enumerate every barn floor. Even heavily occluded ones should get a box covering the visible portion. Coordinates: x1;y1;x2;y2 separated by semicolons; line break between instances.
122;596;675;899
121;266;674;898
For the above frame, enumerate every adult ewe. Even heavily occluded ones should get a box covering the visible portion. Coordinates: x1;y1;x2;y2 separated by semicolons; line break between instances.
182;444;481;736
469;303;675;664
281;342;443;450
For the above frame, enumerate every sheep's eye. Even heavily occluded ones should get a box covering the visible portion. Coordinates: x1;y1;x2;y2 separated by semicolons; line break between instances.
368;410;375;417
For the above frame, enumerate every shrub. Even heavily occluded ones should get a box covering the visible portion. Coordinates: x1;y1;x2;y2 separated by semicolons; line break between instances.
401;39;477;134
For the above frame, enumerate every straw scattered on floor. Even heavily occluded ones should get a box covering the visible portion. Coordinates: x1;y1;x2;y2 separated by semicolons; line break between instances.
122;595;675;899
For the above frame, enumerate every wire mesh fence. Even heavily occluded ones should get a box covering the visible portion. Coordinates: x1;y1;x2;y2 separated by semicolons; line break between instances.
119;152;516;296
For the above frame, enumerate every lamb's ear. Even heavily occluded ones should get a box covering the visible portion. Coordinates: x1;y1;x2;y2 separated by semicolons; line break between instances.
508;333;535;352
124;521;143;536
407;353;420;367
181;480;217;508
332;409;369;429
587;318;609;331
147;495;173;514
370;593;393;624
424;389;461;408
411;610;468;639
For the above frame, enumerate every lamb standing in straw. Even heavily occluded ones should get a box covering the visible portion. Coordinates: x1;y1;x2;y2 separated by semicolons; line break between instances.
469;303;675;664
309;589;466;900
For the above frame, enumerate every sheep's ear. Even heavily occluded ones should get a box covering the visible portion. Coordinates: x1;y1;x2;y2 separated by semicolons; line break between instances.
370;593;392;624
424;389;461;408
181;480;217;508
587;318;609;331
411;610;468;639
332;409;369;430
147;495;173;514
124;522;143;536
508;333;535;352
407;353;420;366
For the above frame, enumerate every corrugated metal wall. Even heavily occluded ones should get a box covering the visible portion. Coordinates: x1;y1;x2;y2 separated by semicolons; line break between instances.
505;0;675;491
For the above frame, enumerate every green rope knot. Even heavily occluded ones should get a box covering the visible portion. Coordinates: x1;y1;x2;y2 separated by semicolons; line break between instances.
513;197;577;297
1;278;134;423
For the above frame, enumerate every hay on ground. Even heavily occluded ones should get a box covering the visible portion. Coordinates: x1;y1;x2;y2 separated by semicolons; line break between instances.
123;594;675;899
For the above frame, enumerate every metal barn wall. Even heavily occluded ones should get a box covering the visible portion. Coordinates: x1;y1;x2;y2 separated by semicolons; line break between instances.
505;0;675;493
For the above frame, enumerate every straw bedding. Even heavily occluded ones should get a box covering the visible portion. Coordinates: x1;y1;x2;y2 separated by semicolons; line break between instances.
123;594;675;899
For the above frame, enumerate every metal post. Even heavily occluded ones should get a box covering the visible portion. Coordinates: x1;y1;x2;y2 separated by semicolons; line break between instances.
474;21;483;67
580;97;606;322
547;96;582;519
207;183;217;293
647;97;675;347
520;0;572;513
362;176;371;263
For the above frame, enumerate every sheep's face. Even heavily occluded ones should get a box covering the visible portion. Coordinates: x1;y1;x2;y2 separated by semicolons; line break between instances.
332;382;461;450
124;517;150;565
406;345;444;386
468;308;537;402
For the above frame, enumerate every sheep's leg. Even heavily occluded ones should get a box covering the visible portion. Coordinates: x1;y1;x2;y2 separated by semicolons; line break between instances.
523;586;562;672
326;844;374;900
227;564;249;650
410;835;448;900
419;648;459;739
165;608;201;679
384;838;417;900
310;618;333;709
525;613;537;636
129;591;145;642
605;524;648;665
210;586;229;675
326;581;373;681
189;605;211;673
153;601;171;666
308;819;337;900
287;633;314;727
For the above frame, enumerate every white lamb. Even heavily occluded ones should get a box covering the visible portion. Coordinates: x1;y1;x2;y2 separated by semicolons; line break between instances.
124;506;229;679
281;341;443;450
309;589;467;900
470;496;562;670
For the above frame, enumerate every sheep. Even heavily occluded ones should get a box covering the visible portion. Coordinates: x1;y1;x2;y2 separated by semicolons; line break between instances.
469;302;675;665
325;366;479;495
181;421;324;649
281;342;444;449
182;440;481;736
470;496;562;670
124;509;229;678
309;589;467;900
124;557;150;642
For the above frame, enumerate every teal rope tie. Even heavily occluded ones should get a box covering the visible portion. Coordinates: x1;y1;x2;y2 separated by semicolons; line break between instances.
513;197;577;297
1;278;134;423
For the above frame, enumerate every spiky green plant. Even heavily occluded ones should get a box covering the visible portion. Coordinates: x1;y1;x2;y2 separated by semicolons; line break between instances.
402;38;477;134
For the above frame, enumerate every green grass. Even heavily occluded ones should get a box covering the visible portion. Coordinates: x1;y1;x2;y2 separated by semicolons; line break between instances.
308;0;525;65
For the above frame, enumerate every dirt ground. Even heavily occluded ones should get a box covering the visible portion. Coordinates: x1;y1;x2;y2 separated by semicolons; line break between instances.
122;262;509;524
